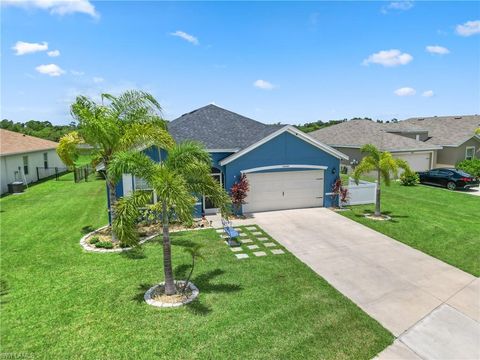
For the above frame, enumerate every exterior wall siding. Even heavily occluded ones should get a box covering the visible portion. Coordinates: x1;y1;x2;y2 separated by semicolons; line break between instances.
436;138;480;167
0;149;64;194
224;132;341;208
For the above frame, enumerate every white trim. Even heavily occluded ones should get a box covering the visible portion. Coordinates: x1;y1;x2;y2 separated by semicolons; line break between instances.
122;174;133;197
465;146;476;160
219;125;348;166
324;144;442;151
207;148;240;153
241;164;328;174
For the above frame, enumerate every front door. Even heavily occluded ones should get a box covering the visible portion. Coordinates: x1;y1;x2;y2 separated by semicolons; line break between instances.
203;170;222;215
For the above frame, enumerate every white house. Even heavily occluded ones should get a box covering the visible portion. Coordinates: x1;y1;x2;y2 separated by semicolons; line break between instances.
0;129;65;194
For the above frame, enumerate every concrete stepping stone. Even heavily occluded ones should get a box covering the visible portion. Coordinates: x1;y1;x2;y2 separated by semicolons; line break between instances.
271;249;285;255
230;247;243;252
239;233;247;237
264;242;276;247
235;253;249;259
252;232;263;236
247;245;259;250
253;251;267;257
246;226;257;231
258;237;269;241
215;229;224;233
241;239;253;244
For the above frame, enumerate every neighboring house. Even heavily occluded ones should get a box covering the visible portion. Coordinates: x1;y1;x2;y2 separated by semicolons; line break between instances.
384;115;480;167
310;115;480;172
309;120;441;172
115;104;348;216
0;129;64;194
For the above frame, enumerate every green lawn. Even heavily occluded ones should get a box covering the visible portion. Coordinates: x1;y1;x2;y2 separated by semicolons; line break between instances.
341;181;480;276
0;174;392;359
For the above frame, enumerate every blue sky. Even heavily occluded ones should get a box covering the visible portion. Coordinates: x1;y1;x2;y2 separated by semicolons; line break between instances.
2;1;479;125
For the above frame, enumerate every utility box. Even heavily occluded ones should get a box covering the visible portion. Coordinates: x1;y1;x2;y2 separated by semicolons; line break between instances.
8;181;25;194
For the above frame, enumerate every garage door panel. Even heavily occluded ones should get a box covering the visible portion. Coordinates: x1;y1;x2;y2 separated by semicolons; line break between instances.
393;153;431;172
244;170;324;213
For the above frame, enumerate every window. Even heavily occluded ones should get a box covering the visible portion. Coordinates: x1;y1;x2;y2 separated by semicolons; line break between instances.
23;156;29;175
465;146;475;161
134;176;156;204
43;152;48;168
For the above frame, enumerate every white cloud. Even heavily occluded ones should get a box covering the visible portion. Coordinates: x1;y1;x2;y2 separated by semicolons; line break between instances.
12;41;48;55
3;0;99;18
170;31;199;45
422;90;434;97
381;1;414;14
394;87;416;96
35;64;65;77
363;49;413;67
253;79;275;90
455;20;480;37
47;49;60;57
93;77;104;83
426;45;449;55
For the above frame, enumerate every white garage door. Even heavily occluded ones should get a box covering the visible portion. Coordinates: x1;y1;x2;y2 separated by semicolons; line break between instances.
393;153;431;172
243;170;324;213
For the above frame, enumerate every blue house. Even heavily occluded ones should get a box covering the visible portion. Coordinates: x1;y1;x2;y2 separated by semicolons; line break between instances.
114;104;348;216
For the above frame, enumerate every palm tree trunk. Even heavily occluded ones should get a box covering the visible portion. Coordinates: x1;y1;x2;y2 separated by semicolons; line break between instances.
107;180;118;243
375;170;381;217
162;201;176;295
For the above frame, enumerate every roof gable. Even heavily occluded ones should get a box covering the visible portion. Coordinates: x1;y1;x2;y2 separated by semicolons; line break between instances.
168;104;283;150
0;129;59;156
219;125;348;166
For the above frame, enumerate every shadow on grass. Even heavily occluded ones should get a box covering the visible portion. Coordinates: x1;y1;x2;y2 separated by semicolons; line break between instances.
351;209;409;222
171;238;197;249
81;225;96;234
121;247;147;260
133;268;242;316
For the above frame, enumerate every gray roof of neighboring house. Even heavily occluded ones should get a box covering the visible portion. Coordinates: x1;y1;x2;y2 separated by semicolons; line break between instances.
398;115;480;146
168;104;284;150
309;120;442;152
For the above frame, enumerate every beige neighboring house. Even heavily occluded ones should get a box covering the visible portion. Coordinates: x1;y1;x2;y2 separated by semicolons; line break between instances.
310;115;480;173
0;129;65;194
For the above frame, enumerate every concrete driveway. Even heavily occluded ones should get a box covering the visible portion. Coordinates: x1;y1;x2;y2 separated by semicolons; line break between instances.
249;208;479;360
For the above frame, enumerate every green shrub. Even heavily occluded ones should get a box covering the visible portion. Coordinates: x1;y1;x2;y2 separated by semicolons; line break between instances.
95;241;113;249
400;170;419;186
89;236;100;244
457;158;480;177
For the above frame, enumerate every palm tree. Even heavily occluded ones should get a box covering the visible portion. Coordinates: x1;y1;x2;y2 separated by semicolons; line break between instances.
59;90;174;241
353;144;411;217
108;141;230;295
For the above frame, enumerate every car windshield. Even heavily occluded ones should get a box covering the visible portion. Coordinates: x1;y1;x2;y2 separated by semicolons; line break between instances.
455;169;472;177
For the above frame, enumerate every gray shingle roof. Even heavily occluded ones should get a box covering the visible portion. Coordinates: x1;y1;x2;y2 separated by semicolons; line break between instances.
399;115;480;146
309;120;441;151
168;104;283;150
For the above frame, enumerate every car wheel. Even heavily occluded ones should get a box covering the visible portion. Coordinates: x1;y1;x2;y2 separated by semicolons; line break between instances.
446;181;456;190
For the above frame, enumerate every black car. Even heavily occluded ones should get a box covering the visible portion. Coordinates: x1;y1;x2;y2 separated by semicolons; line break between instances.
417;168;480;190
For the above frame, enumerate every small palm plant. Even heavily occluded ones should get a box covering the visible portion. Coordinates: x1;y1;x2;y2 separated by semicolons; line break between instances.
353;144;411;217
109;141;230;295
58;90;174;242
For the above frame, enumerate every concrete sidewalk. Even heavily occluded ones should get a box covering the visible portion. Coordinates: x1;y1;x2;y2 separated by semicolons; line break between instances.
247;208;479;360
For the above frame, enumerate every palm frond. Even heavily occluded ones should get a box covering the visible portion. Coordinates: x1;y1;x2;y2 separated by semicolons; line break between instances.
353;158;376;183
107;150;155;183
164;141;212;172
120;121;174;152
360;144;381;163
57;131;82;167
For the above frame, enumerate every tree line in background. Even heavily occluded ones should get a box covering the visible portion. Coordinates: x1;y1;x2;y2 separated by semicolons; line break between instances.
295;117;399;133
0;119;78;142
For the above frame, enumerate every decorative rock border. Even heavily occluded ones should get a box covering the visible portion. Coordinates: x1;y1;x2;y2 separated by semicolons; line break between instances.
144;281;199;308
79;225;159;253
80;225;214;253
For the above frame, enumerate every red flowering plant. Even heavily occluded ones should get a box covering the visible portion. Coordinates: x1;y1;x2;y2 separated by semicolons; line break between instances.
230;174;249;215
331;177;349;208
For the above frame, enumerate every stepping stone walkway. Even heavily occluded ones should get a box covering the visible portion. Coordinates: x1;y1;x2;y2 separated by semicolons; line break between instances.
216;229;224;233
253;251;267;257
230;247;243;252
241;239;253;244
257;237;269;241
247;245;259;250
235;253;249;259
252;232;263;236
246;226;258;231
264;242;276;247
271;249;285;255
240;233;247;237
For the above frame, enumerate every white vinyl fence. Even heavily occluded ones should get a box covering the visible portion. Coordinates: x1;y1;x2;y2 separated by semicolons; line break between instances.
344;178;376;205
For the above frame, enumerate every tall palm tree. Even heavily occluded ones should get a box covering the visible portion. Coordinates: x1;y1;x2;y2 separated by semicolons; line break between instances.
353;144;411;217
109;141;230;295
59;90;174;241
